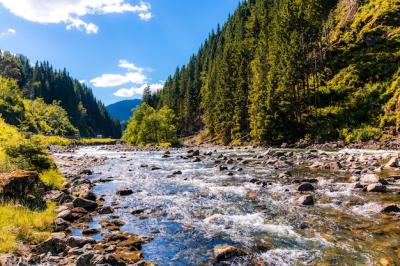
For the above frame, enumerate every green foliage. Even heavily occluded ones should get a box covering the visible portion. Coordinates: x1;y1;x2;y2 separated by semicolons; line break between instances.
149;0;400;144
123;103;178;146
23;98;78;136
340;125;382;143
39;169;65;189
0;51;121;138
0;76;79;136
0;202;56;253
0;76;27;126
0;118;53;172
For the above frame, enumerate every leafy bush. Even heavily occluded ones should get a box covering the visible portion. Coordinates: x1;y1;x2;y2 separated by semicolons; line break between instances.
0;202;56;253
23;99;78;136
340;126;382;143
123;103;177;146
0;118;53;171
39;169;65;189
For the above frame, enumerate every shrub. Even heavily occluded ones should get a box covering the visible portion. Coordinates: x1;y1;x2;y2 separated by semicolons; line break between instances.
123;103;178;146
0;118;53;171
340;126;382;143
39;169;65;189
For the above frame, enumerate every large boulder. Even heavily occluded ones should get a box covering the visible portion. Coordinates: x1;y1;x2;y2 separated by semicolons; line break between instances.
0;171;43;199
73;197;98;211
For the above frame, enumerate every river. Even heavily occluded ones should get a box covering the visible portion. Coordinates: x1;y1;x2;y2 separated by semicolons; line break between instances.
54;146;400;266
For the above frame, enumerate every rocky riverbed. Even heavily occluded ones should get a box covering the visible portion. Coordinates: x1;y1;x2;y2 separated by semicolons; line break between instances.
3;145;400;266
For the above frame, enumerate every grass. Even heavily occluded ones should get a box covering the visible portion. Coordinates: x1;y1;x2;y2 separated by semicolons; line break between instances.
39;169;65;189
0;202;56;253
32;135;119;146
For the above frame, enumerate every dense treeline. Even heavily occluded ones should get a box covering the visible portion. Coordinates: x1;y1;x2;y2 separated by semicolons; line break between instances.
0;51;121;138
153;0;400;145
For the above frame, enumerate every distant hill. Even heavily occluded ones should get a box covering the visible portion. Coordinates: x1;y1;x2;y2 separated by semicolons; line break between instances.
107;99;141;122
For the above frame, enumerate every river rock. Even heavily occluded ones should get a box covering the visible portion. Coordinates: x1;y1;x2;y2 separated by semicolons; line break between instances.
98;206;114;214
0;254;28;266
366;183;386;193
35;233;67;255
67;236;96;248
117;189;134;196
73;197;98;211
381;204;400;214
79;189;97;201
76;252;94;266
360;174;380;184
297;195;314;206
214;245;248;261
385;157;399;168
54;218;70;231
91;254;126;266
57;209;74;221
44;190;66;202
297;183;315;192
82;228;100;235
80;169;93;175
349;175;360;182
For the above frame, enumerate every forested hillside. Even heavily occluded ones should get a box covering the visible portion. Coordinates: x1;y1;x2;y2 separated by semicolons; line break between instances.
0;51;121;138
152;0;400;145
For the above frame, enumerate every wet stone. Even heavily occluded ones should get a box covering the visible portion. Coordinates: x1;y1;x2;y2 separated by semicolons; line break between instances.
214;245;248;262
381;204;400;214
366;183;387;193
117;189;134;196
297;183;315;192
297;195;314;206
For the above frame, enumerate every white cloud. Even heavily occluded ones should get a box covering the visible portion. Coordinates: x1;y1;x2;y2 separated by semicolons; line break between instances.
0;0;152;34
90;59;148;87
0;28;16;37
118;59;144;72
91;72;146;87
114;83;164;97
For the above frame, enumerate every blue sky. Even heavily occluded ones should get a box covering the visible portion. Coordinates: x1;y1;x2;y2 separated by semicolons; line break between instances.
0;0;239;105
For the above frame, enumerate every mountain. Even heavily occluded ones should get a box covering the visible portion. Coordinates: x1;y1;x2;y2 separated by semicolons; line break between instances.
0;51;121;138
107;99;141;122
152;0;400;145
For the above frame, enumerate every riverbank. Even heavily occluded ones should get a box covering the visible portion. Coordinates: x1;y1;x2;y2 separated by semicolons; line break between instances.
2;144;400;265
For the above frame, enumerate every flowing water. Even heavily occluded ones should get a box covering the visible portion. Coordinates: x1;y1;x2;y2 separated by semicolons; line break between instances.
60;147;400;266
